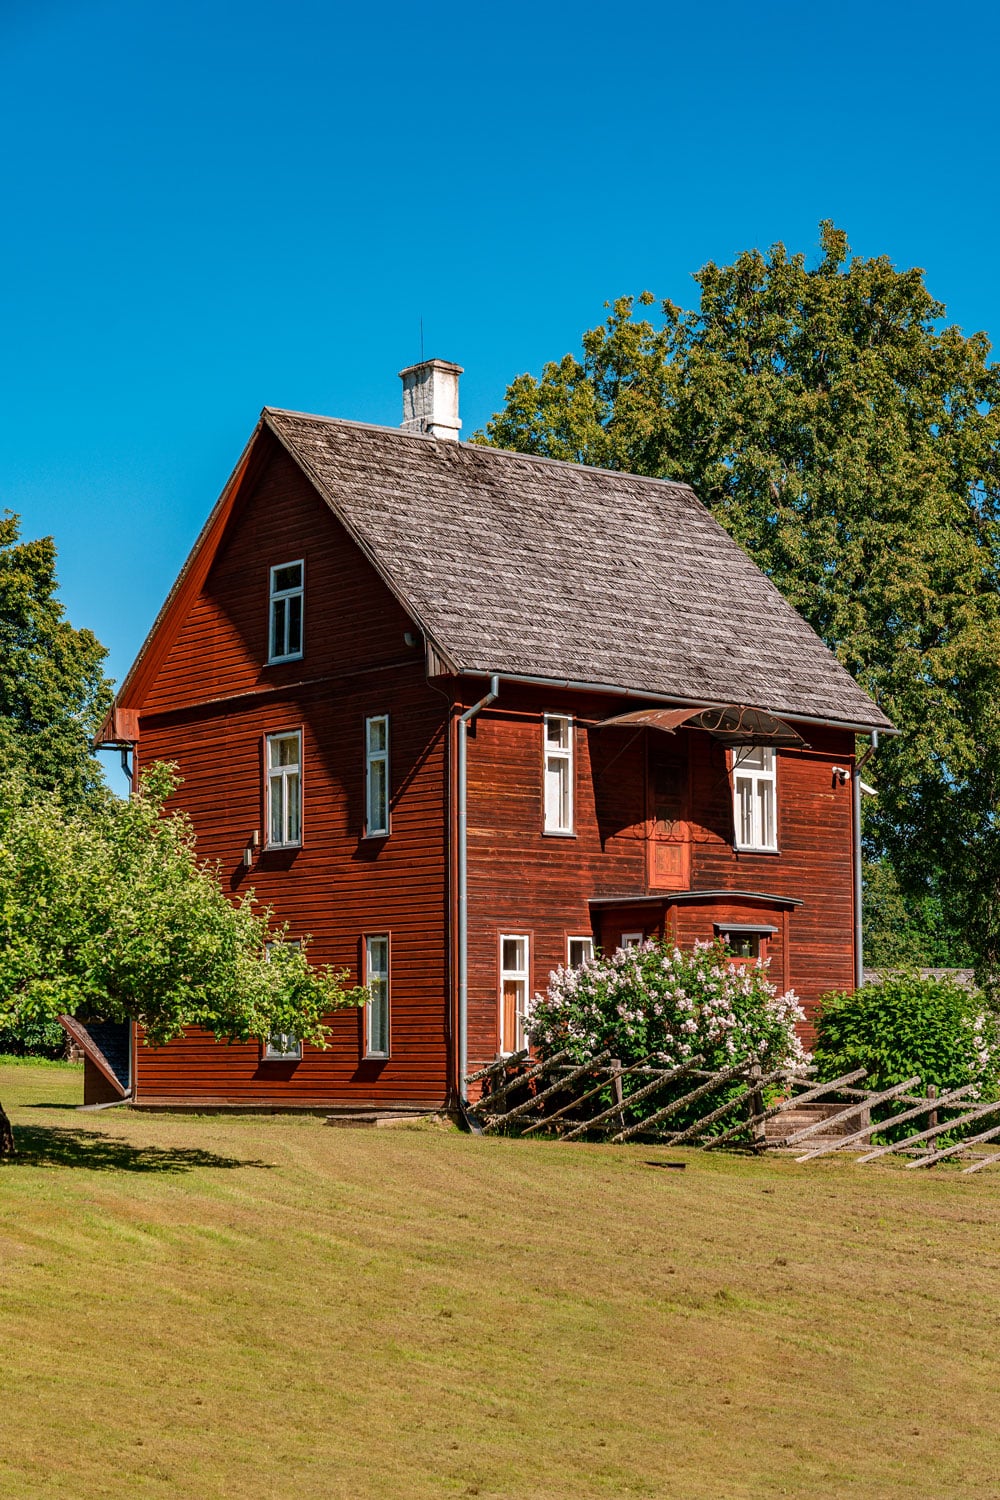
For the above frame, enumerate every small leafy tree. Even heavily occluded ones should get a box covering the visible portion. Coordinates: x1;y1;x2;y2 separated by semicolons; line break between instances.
0;512;114;805
813;974;1000;1099
0;763;367;1151
523;939;807;1131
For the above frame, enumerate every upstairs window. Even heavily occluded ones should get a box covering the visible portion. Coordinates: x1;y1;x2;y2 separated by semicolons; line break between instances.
543;714;574;834
365;715;390;836
267;731;302;847
269;561;304;663
365;934;390;1058
732;746;777;852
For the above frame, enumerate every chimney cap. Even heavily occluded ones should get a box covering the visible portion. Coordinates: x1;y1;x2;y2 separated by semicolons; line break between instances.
398;357;464;380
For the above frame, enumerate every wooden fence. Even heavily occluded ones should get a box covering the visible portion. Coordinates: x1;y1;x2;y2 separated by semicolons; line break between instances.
464;1052;1000;1172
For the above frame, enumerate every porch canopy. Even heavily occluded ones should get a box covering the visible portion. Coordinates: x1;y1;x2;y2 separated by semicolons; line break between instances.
595;703;806;749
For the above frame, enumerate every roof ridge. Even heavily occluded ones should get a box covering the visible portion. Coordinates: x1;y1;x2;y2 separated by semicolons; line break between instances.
262;406;694;496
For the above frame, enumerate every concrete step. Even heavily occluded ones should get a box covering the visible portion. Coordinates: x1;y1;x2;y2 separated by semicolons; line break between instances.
324;1109;442;1129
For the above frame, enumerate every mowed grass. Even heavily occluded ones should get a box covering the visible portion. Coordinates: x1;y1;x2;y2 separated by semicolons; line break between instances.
2;1061;1000;1500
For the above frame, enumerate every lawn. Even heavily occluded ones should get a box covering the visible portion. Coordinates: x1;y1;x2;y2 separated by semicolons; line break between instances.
2;1059;999;1500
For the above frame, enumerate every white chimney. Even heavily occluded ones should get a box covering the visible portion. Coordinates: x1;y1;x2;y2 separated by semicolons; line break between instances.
399;358;463;441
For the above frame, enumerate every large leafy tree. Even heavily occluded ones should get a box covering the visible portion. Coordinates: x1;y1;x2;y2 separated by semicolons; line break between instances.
0;511;114;803
0;763;365;1152
479;225;1000;974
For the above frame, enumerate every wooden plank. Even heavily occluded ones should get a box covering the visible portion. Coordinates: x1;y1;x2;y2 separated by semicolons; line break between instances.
781;1077;921;1148
476;1050;574;1116
663;1066;787;1149
465;1051;527;1086
611;1060;749;1144
481;1050;613;1133
796;1082;979;1162
855;1099;1000;1164
561;1056;705;1143
521;1053;662;1137
905;1117;1000;1170
961;1148;1000;1176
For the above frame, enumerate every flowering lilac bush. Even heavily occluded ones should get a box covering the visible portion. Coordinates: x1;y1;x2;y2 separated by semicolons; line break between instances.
528;938;808;1074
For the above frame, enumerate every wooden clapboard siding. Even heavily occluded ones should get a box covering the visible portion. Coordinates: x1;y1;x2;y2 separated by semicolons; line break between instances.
131;440;451;1108
464;687;856;1070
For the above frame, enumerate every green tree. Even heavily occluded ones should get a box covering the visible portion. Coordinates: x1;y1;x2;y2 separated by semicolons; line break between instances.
0;511;114;803
0;764;366;1152
479;225;1000;974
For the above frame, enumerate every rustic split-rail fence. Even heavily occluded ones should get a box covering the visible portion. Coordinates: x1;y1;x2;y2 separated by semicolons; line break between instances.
465;1051;1000;1173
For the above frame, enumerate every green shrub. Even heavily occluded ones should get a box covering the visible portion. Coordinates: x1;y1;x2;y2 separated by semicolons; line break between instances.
813;973;1000;1099
0;1012;67;1058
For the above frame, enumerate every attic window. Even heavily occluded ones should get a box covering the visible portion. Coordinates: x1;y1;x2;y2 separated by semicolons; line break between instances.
269;561;304;663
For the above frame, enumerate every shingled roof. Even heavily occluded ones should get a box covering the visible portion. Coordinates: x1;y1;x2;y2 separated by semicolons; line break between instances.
264;409;891;732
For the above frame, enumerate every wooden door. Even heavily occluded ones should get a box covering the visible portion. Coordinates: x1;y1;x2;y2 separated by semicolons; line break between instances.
647;739;691;890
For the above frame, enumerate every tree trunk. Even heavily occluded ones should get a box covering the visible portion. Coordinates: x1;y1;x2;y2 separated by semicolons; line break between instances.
0;1100;14;1157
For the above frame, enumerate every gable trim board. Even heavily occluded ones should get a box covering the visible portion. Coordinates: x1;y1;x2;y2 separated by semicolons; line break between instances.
99;411;892;744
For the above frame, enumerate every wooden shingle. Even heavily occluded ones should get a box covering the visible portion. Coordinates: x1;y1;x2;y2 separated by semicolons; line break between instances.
266;409;891;732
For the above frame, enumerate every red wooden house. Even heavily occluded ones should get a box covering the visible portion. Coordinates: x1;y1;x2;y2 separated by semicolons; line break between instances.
82;359;892;1111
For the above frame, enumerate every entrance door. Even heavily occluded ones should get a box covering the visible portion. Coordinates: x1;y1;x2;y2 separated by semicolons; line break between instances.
500;935;529;1054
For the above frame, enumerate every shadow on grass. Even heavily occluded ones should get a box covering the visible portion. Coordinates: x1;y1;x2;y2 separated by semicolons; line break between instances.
5;1124;274;1173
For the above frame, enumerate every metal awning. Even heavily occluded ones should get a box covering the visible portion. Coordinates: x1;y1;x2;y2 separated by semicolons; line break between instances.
595;704;807;749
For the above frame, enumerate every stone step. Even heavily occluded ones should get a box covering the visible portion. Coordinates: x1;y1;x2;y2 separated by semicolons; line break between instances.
765;1100;870;1144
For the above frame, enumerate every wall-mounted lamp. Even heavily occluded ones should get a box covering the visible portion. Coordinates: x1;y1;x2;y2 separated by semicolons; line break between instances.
243;831;259;869
831;766;850;786
403;630;419;648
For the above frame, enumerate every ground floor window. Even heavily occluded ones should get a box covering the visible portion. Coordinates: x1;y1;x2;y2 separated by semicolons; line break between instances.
714;923;776;966
567;935;594;968
262;940;303;1060
500;934;530;1054
365;935;390;1058
620;931;644;950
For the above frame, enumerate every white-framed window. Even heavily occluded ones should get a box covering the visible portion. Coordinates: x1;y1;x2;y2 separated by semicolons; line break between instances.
543;714;574;834
620;931;644;950
268;560;304;663
263;940;303;1060
567;935;594;968
365;715;390;836
732;746;778;852
266;731;302;848
365;934;390;1058
500;934;530;1055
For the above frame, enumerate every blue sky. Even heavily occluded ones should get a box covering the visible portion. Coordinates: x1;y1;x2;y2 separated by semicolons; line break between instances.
2;0;998;689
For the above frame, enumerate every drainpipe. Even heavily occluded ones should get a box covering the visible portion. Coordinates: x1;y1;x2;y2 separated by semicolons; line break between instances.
853;729;880;989
457;674;500;1102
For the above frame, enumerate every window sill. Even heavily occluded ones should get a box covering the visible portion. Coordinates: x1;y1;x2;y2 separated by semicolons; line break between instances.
263;842;303;853
261;1055;302;1064
542;830;576;839
265;653;304;667
362;830;390;841
364;1052;390;1062
734;844;780;856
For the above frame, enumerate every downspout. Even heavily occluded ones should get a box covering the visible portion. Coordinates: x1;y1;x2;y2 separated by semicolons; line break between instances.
457;673;500;1101
853;729;880;989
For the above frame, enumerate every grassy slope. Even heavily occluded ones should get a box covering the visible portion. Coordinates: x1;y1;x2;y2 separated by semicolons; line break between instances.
1;1059;998;1500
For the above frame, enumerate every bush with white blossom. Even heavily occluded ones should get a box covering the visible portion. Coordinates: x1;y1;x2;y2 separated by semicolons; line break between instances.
527;937;808;1075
